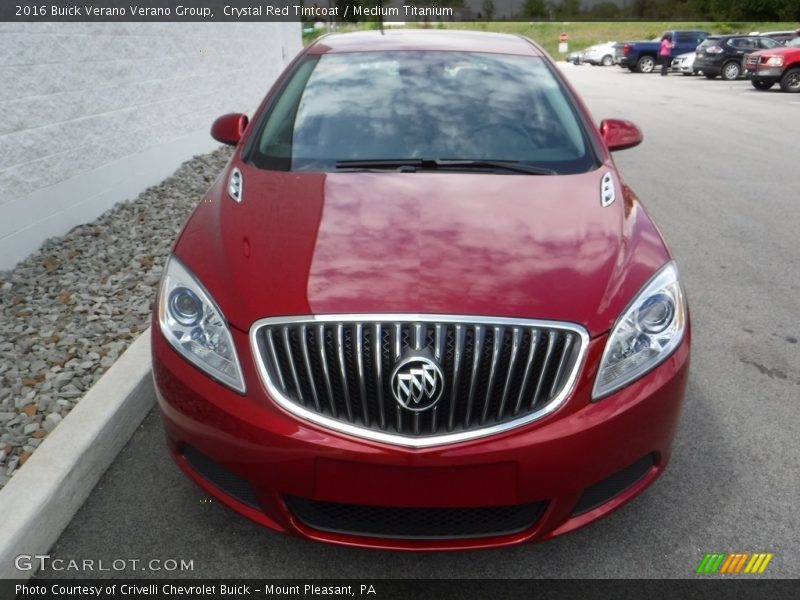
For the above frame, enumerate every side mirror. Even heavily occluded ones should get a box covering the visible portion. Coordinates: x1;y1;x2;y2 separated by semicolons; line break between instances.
211;113;249;146
599;118;643;151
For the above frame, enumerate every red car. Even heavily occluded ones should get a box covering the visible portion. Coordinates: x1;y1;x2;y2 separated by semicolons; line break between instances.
745;36;800;91
152;30;690;550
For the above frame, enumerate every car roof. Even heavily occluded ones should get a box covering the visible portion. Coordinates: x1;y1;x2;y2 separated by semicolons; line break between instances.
306;29;544;57
707;33;770;40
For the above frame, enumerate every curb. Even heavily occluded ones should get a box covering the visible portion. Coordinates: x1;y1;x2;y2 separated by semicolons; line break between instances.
0;330;154;579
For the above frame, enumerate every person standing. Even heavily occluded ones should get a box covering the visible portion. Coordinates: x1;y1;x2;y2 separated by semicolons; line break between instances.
660;34;673;76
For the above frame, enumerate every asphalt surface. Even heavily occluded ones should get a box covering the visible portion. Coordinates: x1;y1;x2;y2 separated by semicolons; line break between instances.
36;63;800;579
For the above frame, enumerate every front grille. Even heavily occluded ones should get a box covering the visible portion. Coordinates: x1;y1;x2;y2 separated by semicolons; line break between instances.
252;316;587;447
285;496;548;539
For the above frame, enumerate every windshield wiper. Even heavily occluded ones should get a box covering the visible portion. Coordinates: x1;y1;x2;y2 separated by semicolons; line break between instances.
335;159;556;176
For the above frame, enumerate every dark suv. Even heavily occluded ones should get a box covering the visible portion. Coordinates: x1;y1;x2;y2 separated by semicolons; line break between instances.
695;35;783;80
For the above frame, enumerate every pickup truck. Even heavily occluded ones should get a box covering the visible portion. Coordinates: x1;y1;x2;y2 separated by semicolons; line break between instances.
745;36;800;92
615;30;710;73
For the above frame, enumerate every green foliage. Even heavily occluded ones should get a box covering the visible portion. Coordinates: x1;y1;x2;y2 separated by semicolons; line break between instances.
555;0;582;20
522;0;549;19
482;0;495;21
586;2;622;19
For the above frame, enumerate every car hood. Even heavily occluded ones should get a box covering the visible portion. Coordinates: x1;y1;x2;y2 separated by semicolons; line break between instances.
175;164;671;337
748;46;800;57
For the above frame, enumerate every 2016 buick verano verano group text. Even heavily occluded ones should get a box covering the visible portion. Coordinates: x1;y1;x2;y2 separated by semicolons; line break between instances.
151;30;690;550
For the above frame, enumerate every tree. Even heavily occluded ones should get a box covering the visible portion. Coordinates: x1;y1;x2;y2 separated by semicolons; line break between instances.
554;0;582;20
522;0;548;18
482;0;495;20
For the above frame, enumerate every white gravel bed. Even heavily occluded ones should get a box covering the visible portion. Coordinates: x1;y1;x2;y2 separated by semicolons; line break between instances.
0;147;232;488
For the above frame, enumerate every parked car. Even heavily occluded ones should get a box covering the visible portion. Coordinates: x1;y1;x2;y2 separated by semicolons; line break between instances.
615;30;709;73
152;30;690;549
566;49;582;64
581;41;617;66
749;30;800;45
695;34;783;80
670;51;697;75
745;36;800;91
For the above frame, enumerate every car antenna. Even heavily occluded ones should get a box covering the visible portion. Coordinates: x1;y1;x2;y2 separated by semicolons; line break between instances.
379;0;385;35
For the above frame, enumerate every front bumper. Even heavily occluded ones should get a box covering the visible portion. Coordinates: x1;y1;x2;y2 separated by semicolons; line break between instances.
152;320;690;550
670;61;694;74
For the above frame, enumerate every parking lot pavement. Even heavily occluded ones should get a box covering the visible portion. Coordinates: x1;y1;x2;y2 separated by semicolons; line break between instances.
35;64;800;579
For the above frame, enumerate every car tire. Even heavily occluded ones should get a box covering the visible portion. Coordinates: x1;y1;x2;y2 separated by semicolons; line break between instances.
635;55;656;73
779;68;800;93
704;73;717;79
751;78;774;90
721;61;741;80
601;55;614;67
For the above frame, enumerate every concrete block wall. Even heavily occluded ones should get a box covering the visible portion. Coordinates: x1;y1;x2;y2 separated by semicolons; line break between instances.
0;22;301;270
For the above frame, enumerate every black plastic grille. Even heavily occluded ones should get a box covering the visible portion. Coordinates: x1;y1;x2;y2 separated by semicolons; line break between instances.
182;445;261;509
256;319;583;440
571;454;656;516
285;496;548;539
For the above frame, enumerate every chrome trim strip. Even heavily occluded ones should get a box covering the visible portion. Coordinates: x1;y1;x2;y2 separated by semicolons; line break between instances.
249;314;590;449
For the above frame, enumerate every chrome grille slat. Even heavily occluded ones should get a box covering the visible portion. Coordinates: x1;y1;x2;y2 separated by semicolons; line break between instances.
498;327;522;419
392;324;402;432
335;324;354;422
448;325;465;431
530;330;558;410
480;326;504;425
373;323;386;430
298;325;322;412
253;315;587;448
465;325;485;426
264;329;287;394
432;325;444;434
355;323;369;425
317;324;337;418
281;326;304;406
514;330;539;415
549;333;575;400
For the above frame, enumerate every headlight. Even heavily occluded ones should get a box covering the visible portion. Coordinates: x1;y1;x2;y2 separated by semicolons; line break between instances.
593;261;687;399
765;56;784;67
158;256;245;393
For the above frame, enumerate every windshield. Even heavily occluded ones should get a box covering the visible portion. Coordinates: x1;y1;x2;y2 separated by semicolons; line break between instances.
249;51;598;175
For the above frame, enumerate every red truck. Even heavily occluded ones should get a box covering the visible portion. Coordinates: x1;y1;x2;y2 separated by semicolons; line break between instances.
745;37;800;91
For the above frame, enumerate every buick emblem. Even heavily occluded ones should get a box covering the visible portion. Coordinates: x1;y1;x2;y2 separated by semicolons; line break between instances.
390;356;444;412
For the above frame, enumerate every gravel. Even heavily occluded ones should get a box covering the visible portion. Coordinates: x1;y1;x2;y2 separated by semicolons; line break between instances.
0;147;232;487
